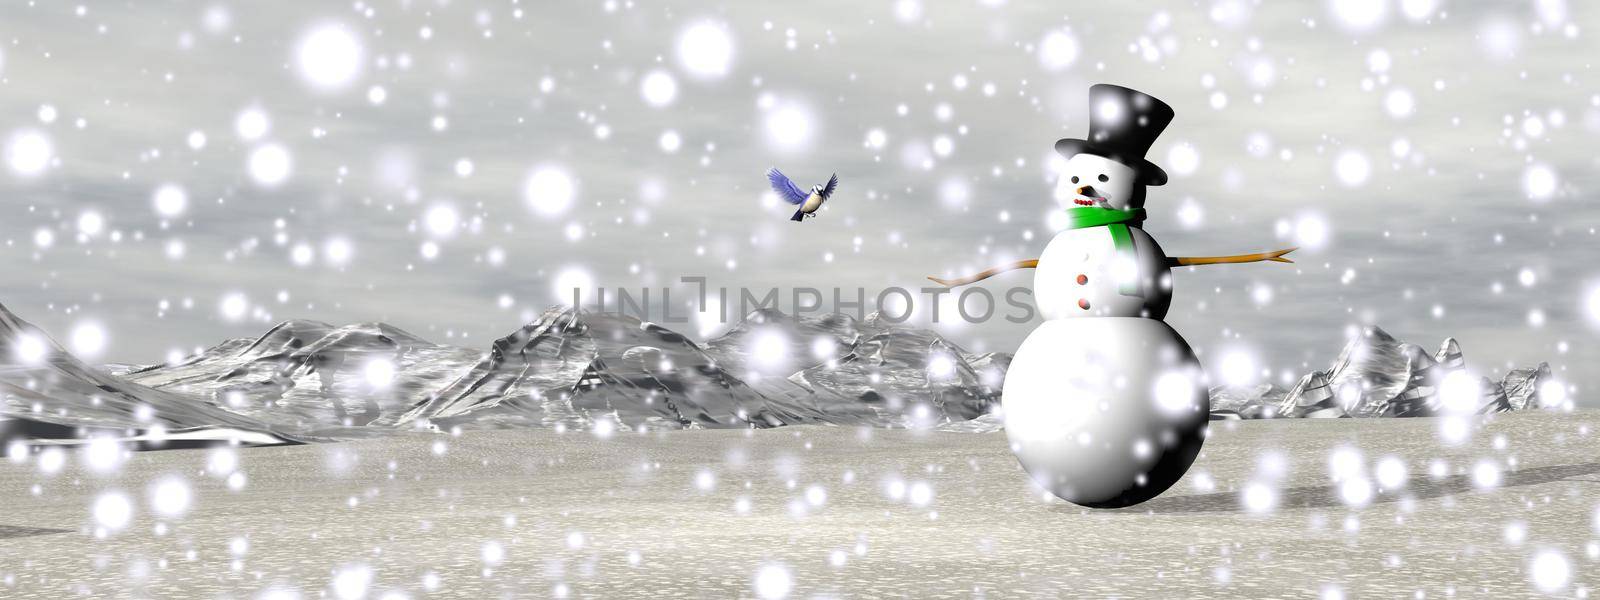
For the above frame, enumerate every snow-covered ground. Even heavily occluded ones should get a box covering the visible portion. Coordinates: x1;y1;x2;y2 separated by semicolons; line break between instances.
0;410;1593;598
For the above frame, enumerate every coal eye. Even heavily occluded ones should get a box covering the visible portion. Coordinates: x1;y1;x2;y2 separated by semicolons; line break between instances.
1070;176;1080;184
1097;174;1109;183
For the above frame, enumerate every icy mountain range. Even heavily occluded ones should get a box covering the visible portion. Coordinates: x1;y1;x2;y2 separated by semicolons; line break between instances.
1207;326;1556;420
0;298;1559;445
1;301;1005;443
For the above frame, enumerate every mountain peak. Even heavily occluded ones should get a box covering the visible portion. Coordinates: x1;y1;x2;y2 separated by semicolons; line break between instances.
1434;338;1463;369
740;307;791;324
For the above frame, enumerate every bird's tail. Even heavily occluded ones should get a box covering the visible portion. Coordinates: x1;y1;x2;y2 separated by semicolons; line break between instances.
790;208;805;222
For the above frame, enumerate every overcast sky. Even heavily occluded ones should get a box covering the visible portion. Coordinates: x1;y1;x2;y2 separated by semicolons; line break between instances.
0;0;1595;404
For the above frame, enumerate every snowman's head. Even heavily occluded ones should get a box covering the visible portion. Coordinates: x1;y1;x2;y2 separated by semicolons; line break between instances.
1052;153;1146;212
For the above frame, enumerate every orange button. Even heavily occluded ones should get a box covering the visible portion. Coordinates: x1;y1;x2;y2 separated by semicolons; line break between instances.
1077;298;1091;310
1076;274;1088;285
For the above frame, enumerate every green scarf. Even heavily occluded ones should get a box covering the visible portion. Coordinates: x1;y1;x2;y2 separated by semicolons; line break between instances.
1062;206;1146;297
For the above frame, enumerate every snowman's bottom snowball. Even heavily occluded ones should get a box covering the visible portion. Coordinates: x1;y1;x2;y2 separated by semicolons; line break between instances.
1002;318;1209;508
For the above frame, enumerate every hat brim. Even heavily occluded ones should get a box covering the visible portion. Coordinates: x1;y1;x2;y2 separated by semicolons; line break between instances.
1054;138;1169;186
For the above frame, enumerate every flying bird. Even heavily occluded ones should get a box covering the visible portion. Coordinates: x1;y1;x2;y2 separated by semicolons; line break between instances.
766;168;838;222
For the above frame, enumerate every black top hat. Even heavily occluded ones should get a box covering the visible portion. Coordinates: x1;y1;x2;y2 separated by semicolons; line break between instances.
1054;84;1174;186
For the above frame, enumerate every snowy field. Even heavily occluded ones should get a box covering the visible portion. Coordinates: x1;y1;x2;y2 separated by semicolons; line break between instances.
1;410;1594;598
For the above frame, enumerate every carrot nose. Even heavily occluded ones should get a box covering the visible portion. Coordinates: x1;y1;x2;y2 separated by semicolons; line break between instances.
1076;185;1098;197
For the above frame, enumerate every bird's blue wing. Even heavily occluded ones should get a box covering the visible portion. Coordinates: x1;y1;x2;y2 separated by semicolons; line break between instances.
766;168;809;205
820;173;839;199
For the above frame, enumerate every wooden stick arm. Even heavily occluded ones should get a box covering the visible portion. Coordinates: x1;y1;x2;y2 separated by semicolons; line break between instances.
1165;247;1297;267
927;259;1037;287
926;248;1295;288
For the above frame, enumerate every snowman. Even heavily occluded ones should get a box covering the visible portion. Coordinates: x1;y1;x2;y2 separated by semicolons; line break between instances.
931;85;1295;508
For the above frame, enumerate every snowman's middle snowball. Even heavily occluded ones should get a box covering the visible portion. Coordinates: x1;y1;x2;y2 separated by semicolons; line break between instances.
1002;317;1208;508
1034;225;1172;320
